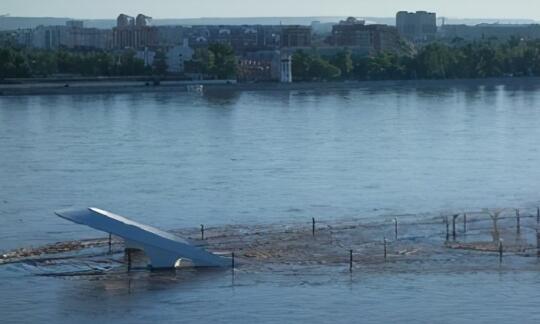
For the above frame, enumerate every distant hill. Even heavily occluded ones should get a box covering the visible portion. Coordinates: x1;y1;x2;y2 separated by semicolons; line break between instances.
0;16;538;31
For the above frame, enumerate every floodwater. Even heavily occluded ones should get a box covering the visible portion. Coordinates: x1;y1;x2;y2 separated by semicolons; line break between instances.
2;80;540;323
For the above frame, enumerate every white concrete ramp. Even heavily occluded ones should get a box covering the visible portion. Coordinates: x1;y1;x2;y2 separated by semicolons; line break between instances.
55;207;228;268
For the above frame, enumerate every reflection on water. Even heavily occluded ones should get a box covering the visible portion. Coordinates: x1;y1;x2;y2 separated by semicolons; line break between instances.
2;263;540;323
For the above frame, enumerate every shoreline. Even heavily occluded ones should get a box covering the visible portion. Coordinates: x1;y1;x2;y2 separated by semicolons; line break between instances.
2;77;540;96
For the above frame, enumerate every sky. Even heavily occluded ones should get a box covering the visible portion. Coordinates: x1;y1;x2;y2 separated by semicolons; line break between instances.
1;0;540;20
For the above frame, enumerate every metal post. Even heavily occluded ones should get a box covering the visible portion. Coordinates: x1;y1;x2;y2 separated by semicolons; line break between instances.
537;230;540;258
394;218;398;241
127;250;132;271
349;249;353;272
231;252;235;269
516;209;521;234
463;213;467;234
108;233;112;254
445;216;449;241
452;214;457;240
201;224;205;240
312;217;316;237
384;237;387;261
499;240;503;263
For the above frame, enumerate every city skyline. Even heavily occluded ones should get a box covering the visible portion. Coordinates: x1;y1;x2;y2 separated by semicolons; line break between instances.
2;0;540;20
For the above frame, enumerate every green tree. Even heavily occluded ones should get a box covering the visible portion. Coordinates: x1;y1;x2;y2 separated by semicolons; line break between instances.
185;48;215;75
309;57;341;80
153;50;168;76
366;52;406;80
208;43;236;79
292;50;312;81
414;43;458;79
330;50;353;78
116;50;146;76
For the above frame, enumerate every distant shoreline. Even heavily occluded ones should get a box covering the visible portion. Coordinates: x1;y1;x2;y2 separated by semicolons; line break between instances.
1;77;540;96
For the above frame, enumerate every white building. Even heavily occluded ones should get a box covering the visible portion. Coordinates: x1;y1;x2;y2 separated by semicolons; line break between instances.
280;54;292;83
165;39;194;74
135;47;156;67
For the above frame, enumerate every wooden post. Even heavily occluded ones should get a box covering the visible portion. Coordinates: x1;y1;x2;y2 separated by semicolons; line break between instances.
201;224;205;240
463;213;467;234
231;252;235;269
516;209;521;234
312;218;316;237
384;237;387;261
394;218;398;241
499;240;503;263
349;249;353;272
108;233;112;254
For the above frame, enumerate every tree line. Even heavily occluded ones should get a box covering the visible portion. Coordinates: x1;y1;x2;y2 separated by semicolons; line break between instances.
0;44;239;80
0;48;153;78
293;38;540;81
2;39;540;81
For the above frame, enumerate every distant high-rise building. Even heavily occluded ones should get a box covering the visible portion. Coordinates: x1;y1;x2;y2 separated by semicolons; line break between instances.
396;11;437;42
28;21;111;50
113;13;158;49
330;17;404;54
281;26;312;48
184;25;281;53
136;14;152;27
116;14;134;28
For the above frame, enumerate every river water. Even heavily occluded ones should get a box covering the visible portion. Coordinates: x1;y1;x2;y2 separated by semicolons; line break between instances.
2;80;540;322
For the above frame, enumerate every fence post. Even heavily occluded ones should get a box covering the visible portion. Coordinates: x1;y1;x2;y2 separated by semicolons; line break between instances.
452;214;457;240
537;207;540;224
127;250;132;271
312;218;316;237
201;224;205;240
499;240;503;263
537;230;540;258
516;209;521;234
384;237;387;261
231;252;235;269
445;216;449;241
108;233;112;254
394;218;398;241
349;249;353;272
463;213;467;234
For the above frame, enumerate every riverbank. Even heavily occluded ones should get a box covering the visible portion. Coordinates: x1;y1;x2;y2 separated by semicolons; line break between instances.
2;77;540;96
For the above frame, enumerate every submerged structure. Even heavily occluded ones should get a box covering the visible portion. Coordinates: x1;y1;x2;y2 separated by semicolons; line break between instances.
55;207;228;269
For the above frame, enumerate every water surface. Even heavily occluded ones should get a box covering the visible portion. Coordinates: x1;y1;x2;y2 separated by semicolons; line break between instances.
2;80;540;322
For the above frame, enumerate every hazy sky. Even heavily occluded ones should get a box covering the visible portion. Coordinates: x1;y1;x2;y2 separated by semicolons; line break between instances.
2;0;540;19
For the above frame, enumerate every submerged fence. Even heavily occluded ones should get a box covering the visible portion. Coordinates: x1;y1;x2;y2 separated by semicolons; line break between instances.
3;207;540;274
